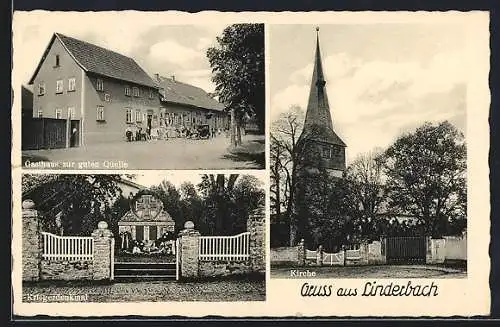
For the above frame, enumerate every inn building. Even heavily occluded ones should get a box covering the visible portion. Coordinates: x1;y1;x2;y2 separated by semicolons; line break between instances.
23;32;229;150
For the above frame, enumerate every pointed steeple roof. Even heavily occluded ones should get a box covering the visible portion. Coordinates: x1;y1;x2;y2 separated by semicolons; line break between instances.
301;27;346;147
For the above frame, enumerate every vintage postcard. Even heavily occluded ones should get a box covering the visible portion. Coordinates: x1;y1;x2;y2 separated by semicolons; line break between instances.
12;10;490;318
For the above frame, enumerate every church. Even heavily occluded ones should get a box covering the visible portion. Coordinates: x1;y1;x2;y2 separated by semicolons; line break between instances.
291;27;347;245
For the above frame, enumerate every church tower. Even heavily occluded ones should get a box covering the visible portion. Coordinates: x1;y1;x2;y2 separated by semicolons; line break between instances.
296;27;346;177
290;27;347;246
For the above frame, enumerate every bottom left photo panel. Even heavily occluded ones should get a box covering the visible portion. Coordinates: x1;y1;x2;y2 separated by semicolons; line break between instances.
20;172;266;303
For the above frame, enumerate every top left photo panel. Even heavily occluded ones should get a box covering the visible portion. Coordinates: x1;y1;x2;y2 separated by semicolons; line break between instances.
13;12;265;170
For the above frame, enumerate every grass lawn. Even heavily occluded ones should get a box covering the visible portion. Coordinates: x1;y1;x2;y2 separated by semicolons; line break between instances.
23;276;265;302
271;265;467;279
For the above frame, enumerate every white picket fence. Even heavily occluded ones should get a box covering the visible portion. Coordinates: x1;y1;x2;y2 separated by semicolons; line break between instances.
323;251;344;266
199;232;250;261
41;232;94;261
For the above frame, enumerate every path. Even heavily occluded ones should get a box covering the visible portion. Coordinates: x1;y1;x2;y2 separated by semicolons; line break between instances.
21;134;265;170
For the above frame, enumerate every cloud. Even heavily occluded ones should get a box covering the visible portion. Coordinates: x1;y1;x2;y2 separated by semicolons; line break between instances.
272;49;466;162
148;39;203;68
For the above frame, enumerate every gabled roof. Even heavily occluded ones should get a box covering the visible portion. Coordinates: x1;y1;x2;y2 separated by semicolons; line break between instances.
156;75;226;112
29;33;157;88
300;27;346;148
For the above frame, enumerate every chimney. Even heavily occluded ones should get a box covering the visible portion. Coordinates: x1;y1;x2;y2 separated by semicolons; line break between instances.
154;73;160;82
171;74;176;82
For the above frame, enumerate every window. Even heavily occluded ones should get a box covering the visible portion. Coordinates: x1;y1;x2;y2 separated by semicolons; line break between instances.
142;112;147;122
55;108;62;119
149;89;155;99
135;109;142;122
126;108;133;123
68;78;76;92
37;110;43;118
38;82;45;96
96;78;104;91
96;106;105;121
104;93;111;102
55;54;60;67
68;107;75;119
132;87;140;97
125;86;131;96
56;80;63;93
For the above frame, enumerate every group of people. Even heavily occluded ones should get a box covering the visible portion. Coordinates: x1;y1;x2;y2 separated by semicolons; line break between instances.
125;124;226;142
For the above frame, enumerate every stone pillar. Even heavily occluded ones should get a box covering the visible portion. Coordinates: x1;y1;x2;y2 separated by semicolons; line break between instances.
297;239;306;266
247;206;265;273
178;221;200;279
359;243;369;265
91;221;114;281
316;245;323;266
22;199;40;281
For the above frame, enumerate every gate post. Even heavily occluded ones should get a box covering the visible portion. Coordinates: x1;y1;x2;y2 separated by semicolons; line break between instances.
316;245;323;266
178;221;200;279
247;206;265;273
22;199;41;281
91;221;114;281
297;239;306;266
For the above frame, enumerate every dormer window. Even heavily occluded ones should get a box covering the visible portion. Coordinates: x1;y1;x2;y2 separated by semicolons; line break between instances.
96;78;104;92
125;86;131;96
55;54;60;67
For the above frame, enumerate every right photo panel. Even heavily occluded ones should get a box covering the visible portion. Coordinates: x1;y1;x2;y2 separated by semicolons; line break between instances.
269;24;467;279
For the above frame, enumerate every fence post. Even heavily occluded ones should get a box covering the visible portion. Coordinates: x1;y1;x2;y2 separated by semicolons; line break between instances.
23;199;41;281
91;221;114;281
178;221;200;279
297;239;306;266
316;245;323;266
247;206;265;273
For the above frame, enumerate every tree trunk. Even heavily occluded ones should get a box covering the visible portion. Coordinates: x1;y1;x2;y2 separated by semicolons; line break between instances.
236;119;242;146
230;108;237;147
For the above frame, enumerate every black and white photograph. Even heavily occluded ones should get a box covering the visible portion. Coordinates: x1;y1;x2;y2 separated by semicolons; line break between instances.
270;24;468;279
21;172;265;302
16;12;265;170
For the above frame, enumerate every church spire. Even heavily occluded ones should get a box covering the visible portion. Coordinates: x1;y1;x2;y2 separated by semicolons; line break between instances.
301;27;345;147
303;27;334;132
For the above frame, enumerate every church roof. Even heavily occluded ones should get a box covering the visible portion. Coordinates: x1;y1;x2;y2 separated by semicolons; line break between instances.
299;28;346;147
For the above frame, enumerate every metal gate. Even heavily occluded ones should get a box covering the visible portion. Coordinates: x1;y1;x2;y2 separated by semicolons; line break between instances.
386;236;426;264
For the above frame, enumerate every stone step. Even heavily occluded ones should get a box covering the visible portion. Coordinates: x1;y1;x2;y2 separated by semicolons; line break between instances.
114;261;177;279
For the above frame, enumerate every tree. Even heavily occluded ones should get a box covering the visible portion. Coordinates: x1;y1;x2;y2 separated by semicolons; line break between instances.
198;174;239;235
207;24;265;146
270;106;305;245
21;174;122;236
343;149;387;241
382;121;467;237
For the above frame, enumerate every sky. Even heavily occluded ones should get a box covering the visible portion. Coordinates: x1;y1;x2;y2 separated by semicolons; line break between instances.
13;11;228;93
269;24;467;164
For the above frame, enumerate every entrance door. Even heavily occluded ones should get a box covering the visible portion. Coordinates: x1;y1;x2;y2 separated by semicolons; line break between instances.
136;226;144;241
69;120;80;147
386;236;426;264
